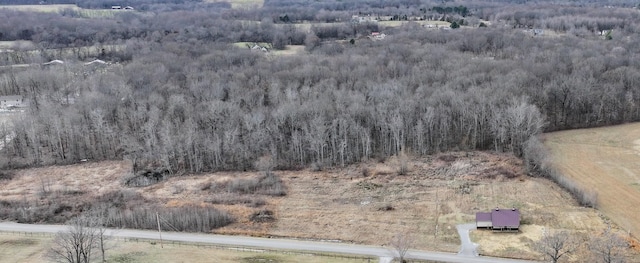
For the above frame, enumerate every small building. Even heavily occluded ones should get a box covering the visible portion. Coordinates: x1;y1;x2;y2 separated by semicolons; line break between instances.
84;59;107;66
43;60;64;66
370;32;386;40
0;95;26;108
124;6;134;10
476;208;520;231
475;212;492;228
111;5;121;9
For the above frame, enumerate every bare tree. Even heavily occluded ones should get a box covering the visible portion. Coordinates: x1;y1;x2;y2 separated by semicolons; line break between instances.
89;208;111;263
48;215;100;263
534;230;578;263
589;228;628;263
254;155;275;175
397;150;409;175
390;230;415;263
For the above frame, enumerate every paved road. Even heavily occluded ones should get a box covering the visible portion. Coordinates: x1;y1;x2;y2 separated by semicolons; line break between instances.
456;223;479;257
0;222;535;263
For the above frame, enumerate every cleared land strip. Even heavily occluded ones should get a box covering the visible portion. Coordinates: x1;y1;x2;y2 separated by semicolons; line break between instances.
545;122;640;237
0;222;533;263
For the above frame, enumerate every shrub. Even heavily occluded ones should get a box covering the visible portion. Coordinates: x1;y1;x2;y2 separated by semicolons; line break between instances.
397;151;409;176
361;167;370;177
206;194;266;207
0;170;14;180
96;189;147;209
222;172;287;196
105;206;234;232
250;210;275;223
123;169;169;187
438;154;458;162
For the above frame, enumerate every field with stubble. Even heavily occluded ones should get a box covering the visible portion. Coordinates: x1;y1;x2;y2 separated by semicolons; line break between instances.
545;122;640;242
0;151;620;260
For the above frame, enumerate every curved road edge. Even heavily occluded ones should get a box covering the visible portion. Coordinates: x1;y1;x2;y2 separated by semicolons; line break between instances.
0;222;535;263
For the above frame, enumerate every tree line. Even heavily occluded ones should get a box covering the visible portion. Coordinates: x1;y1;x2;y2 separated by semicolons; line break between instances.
1;1;640;176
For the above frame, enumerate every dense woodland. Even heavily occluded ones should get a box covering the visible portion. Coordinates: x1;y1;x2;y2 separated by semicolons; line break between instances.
0;0;640;179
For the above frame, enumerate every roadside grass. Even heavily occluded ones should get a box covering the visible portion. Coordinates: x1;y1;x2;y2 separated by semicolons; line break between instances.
0;232;51;262
0;231;372;263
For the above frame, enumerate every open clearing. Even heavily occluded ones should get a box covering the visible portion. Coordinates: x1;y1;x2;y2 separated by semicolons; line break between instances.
205;0;263;9
378;20;451;27
0;151;622;261
0;4;126;17
545;122;640;241
233;42;304;56
0;4;79;12
0;231;368;263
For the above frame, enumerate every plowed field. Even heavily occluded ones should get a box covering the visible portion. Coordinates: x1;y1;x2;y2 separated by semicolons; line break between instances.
545;122;640;238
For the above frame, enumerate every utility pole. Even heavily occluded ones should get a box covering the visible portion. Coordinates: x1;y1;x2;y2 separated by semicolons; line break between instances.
156;212;163;248
434;188;439;239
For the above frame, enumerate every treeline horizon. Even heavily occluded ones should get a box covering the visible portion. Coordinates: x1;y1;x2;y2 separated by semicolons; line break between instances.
0;0;640;175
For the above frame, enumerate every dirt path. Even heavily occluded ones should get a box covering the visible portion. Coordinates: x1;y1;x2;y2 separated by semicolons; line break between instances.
545;122;640;236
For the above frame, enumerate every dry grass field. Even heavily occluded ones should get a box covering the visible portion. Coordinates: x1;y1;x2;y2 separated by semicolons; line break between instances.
545;123;640;242
0;151;624;261
0;41;34;50
378;20;451;28
0;232;368;263
205;0;263;9
0;4;79;12
0;4;127;17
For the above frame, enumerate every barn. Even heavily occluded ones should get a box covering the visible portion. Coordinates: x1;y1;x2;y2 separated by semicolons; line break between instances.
476;208;520;231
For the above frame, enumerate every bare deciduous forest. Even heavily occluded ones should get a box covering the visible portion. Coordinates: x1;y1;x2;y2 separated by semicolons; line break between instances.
0;0;639;232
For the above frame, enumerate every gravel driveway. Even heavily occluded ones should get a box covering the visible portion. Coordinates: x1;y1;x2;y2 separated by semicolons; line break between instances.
456;223;479;257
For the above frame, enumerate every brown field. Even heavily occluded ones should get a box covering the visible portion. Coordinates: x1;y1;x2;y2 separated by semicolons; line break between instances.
0;151;631;260
205;0;263;9
378;20;451;28
0;4;79;12
0;4;126;17
545;122;640;241
0;232;368;263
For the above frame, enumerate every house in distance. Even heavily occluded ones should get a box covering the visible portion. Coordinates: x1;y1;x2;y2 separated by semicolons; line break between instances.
476;208;520;231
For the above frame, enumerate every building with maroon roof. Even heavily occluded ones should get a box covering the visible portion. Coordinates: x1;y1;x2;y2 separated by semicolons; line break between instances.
475;208;520;231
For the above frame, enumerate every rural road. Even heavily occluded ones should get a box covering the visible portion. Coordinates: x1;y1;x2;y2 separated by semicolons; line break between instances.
0;222;535;263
